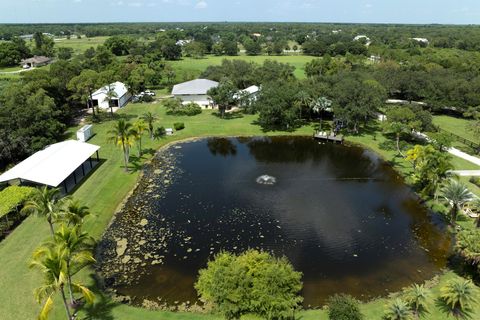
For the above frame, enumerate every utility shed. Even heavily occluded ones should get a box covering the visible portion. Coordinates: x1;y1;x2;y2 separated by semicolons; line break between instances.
0;140;100;193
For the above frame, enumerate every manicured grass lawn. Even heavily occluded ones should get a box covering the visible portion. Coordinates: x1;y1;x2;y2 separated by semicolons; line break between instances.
433;115;479;144
0;65;23;73
0;104;479;320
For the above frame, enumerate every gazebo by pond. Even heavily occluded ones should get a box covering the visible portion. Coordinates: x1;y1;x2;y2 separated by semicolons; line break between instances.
0;140;100;193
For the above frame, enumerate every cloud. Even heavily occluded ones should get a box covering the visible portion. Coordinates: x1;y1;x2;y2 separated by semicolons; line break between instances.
195;0;207;9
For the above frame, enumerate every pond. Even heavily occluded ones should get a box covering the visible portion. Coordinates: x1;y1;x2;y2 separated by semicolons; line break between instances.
96;136;451;307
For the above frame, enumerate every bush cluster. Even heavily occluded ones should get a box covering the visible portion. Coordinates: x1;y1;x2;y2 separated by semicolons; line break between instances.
195;250;303;320
173;122;185;131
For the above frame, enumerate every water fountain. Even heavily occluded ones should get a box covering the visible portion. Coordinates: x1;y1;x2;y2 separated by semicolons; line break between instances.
256;174;276;185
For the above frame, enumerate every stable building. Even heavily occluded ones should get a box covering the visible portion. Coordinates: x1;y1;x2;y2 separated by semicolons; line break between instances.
171;79;219;108
0;140;100;194
90;81;131;110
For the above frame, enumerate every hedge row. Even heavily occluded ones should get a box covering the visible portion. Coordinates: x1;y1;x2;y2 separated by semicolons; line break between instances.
0;186;35;218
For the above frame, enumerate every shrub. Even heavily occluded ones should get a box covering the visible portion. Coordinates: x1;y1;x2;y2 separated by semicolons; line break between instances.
182;102;202;116
195;250;303;320
0;186;35;236
469;176;480;188
154;126;166;139
327;294;363;320
0;186;35;217
174;122;185;131
141;94;154;103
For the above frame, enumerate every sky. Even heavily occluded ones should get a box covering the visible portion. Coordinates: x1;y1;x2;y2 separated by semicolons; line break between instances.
1;0;479;24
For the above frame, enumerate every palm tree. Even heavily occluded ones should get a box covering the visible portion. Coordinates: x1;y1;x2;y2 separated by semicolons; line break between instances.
440;179;474;224
34;224;95;306
107;119;137;172
310;96;332;132
471;198;480;227
404;284;429;319
103;84;118;116
30;244;94;320
22;187;66;237
61;199;90;227
440;279;477;319
133;119;148;157
383;299;413;320
141;111;158;140
294;90;310;119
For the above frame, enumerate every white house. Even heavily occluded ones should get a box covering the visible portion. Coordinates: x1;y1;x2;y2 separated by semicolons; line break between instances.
171;79;219;108
411;37;429;45
234;85;260;101
90;81;131;110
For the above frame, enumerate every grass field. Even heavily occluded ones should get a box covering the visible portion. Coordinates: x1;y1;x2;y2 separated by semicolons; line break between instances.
0;101;479;320
170;55;315;80
54;36;109;54
433;115;480;144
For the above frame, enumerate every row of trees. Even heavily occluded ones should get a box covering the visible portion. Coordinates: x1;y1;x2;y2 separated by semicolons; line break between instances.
23;187;95;319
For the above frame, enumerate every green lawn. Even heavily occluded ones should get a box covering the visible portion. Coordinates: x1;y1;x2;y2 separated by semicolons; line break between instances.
170;55;315;80
54;36;109;55
0;104;479;320
433;115;479;144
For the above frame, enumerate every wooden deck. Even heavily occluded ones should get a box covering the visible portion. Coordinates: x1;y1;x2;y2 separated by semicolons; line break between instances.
313;132;344;143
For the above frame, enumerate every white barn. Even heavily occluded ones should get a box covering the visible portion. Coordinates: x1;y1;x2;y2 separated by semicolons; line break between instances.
171;79;219;108
90;81;131;110
0;140;100;193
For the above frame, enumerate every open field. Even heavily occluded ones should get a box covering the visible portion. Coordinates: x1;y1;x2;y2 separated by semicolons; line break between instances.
171;55;314;80
53;36;109;54
0;102;479;320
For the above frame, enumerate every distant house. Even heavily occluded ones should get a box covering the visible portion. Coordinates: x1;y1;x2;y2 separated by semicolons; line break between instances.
252;33;262;38
368;55;381;63
90;81;131;110
353;35;371;46
234;85;260;100
176;39;192;46
172;79;219;108
411;37;429;45
234;85;260;108
20;56;52;68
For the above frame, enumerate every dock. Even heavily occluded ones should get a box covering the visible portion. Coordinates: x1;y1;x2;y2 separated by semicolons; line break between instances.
313;132;344;144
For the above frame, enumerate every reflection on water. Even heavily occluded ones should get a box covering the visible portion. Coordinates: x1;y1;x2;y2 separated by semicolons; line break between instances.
96;136;451;307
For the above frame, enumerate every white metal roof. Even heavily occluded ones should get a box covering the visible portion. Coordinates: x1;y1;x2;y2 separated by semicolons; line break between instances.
234;85;260;99
92;81;128;99
0;140;100;187
172;79;219;95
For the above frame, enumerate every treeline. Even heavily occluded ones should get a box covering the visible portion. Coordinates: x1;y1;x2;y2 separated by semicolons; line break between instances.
3;23;480;51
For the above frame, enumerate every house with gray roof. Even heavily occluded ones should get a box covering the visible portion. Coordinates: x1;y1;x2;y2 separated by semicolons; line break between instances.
171;79;219;108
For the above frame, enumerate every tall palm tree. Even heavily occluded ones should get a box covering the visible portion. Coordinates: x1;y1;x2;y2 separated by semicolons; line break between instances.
440;179;474;224
34;225;95;305
310;96;332;132
22;187;66;237
133;119;148;157
103;84;118;117
141;112;158;140
471;198;480;228
404;284;429;319
30;244;95;320
61;199;90;227
107;119;137;172
294;90;310;119
440;279;477;319
383;299;413;320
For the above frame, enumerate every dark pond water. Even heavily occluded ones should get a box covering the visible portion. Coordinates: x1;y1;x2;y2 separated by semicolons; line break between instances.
97;136;451;307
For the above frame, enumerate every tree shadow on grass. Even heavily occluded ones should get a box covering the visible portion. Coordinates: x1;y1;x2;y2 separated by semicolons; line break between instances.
80;275;117;320
434;297;474;320
212;110;244;120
